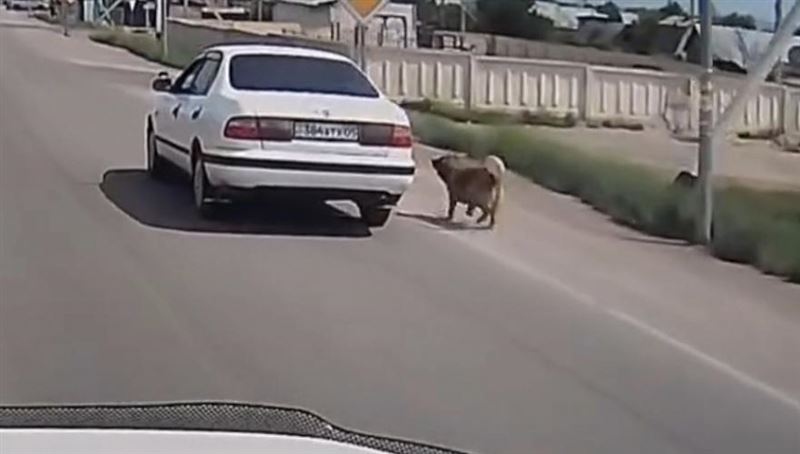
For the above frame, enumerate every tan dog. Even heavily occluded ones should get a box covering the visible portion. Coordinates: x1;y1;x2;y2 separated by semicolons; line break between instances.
432;154;506;228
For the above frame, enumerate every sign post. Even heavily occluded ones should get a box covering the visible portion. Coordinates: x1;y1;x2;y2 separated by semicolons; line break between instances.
340;0;390;70
61;0;75;37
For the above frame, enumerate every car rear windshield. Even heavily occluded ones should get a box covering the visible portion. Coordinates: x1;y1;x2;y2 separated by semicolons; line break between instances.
229;54;379;98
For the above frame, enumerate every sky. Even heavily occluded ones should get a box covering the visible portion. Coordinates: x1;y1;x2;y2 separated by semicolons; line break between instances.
610;0;792;24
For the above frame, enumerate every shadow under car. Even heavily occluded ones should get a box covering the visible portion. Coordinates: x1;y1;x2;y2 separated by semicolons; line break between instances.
99;169;372;238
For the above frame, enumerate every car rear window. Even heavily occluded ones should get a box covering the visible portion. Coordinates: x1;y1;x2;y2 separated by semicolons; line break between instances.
229;54;379;98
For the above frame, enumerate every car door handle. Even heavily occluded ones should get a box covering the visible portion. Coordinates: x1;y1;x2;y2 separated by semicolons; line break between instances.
171;104;181;118
191;107;202;120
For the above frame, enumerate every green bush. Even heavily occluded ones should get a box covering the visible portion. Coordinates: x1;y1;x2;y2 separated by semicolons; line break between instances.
409;111;800;283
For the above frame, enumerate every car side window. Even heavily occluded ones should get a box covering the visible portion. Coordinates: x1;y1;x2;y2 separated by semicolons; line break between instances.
189;55;221;96
171;59;206;95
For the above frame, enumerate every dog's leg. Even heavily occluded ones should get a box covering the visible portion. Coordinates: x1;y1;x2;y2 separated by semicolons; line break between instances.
476;205;490;224
466;204;476;217
488;185;503;229
447;196;457;221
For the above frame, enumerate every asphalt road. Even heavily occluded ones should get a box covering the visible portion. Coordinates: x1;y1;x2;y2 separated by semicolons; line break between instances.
1;12;799;454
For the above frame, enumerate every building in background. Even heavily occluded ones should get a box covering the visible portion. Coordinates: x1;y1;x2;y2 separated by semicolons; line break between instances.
529;0;637;30
270;0;417;47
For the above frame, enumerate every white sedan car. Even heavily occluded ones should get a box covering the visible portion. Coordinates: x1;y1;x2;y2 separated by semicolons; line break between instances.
146;44;415;227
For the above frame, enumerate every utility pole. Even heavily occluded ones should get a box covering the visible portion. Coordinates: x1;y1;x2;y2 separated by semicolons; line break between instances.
157;0;167;59
712;0;800;144
459;0;466;49
460;0;466;33
696;0;714;244
356;24;367;71
774;0;783;83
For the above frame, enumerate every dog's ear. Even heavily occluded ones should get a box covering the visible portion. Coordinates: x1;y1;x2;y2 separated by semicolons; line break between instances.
432;156;445;166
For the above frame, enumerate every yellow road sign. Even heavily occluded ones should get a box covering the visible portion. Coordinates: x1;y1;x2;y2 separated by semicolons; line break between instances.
341;0;390;24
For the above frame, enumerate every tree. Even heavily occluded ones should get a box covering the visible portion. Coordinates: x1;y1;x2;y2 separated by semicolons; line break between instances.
439;3;467;31
596;1;622;23
623;15;661;54
659;1;686;18
391;0;438;27
476;0;553;40
620;1;688;55
714;12;757;30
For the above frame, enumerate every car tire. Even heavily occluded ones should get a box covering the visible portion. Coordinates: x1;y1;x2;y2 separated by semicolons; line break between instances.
146;127;168;180
361;206;392;228
192;154;216;218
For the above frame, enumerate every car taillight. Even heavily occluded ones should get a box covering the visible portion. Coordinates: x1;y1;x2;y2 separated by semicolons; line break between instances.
360;124;413;148
390;125;413;147
224;117;294;141
258;118;294;141
224;117;260;140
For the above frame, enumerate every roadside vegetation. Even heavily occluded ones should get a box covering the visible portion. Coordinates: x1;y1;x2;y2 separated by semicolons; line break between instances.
402;99;578;128
404;100;650;131
88;28;191;68
410;111;800;283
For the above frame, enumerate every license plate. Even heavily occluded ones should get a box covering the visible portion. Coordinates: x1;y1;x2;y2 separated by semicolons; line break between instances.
294;122;359;141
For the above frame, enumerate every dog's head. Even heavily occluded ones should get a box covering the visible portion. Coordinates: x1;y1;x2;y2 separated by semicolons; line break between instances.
431;155;453;182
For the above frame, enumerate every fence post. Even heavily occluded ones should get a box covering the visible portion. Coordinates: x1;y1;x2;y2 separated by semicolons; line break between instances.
465;53;476;110
582;64;593;122
781;84;790;137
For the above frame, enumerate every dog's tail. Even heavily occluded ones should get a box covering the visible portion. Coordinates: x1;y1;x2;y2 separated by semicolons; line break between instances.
485;155;506;228
485;155;506;182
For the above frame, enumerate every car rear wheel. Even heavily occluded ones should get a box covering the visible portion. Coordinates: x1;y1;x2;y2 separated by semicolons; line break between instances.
361;206;393;228
146;127;167;180
192;156;216;218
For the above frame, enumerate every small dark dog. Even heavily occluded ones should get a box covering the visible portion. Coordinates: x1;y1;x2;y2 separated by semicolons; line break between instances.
432;154;506;228
672;170;698;189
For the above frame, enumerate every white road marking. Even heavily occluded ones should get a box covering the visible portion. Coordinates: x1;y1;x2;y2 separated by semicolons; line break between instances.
444;230;800;414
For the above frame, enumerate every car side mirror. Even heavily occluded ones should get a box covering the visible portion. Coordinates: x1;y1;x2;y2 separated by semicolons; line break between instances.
152;72;172;92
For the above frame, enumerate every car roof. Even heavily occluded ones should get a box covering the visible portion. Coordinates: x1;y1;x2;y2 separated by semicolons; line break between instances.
205;44;352;64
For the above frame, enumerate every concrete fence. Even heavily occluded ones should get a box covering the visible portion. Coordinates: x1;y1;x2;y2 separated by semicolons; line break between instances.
166;18;800;137
366;46;800;137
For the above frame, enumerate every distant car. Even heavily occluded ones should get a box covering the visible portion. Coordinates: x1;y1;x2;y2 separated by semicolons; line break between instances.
146;44;415;228
7;0;47;9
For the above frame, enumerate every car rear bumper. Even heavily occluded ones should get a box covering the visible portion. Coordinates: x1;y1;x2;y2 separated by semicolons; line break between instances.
203;152;415;201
